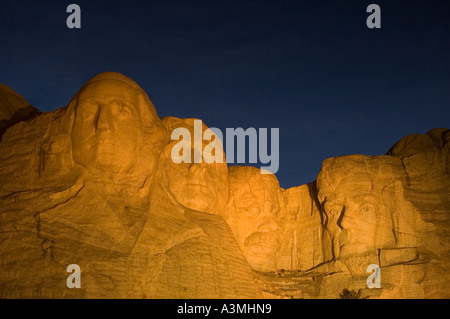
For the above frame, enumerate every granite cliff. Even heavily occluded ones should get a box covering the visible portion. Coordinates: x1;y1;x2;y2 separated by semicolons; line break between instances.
0;73;448;298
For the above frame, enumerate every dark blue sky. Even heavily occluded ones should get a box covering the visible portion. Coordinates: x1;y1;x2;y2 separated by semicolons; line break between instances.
1;0;449;188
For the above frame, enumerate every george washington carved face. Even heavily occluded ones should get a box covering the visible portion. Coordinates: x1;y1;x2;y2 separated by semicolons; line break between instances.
71;80;144;173
68;73;166;176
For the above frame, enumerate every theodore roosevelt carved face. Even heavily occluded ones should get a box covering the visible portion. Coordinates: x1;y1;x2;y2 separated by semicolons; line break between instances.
224;166;280;272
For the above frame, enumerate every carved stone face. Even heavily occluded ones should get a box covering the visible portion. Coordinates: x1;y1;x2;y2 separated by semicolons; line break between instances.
224;166;280;272
237;191;278;240
161;117;229;215
317;156;402;264
71;80;144;174
320;174;380;259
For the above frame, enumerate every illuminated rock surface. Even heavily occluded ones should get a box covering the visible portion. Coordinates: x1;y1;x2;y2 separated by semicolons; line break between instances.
0;73;448;298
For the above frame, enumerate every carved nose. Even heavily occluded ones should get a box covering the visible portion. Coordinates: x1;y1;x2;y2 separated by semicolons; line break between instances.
327;204;345;227
95;106;115;133
332;235;341;258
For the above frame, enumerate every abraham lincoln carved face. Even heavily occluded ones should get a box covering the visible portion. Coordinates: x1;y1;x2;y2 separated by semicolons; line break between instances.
316;155;424;274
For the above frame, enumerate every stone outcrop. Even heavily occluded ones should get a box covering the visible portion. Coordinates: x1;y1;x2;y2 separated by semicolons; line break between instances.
0;84;40;140
0;72;448;298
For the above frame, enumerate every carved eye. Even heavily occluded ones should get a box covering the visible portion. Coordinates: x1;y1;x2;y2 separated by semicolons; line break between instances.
118;104;132;117
78;102;97;120
359;204;374;214
81;111;94;120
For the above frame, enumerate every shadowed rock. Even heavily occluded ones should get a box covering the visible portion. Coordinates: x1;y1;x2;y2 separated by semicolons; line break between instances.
0;84;40;140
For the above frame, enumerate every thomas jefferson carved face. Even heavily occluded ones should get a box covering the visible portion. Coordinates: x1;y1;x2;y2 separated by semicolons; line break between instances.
71;80;145;174
160;117;229;215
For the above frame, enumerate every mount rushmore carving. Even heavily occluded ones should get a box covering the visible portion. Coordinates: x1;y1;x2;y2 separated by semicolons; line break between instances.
0;73;449;298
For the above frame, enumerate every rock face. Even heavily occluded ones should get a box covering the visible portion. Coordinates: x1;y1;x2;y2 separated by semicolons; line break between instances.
0;72;448;298
315;155;444;298
385;128;450;298
0;84;40;140
0;73;261;298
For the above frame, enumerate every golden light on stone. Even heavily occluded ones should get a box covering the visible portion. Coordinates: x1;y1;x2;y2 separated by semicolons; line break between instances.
0;73;449;298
